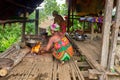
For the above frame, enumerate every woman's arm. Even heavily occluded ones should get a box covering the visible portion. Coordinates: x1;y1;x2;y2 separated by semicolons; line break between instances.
45;37;53;51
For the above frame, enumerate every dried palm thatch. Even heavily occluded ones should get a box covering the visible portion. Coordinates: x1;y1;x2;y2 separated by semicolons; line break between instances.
66;0;116;16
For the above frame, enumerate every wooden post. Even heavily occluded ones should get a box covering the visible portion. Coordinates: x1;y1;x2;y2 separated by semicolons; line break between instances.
108;0;120;70
91;23;94;40
35;8;39;35
67;0;71;32
71;0;74;30
83;21;85;32
22;12;26;41
2;23;5;29
100;0;114;69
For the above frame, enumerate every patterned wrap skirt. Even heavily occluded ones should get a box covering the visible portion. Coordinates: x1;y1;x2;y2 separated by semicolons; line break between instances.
53;37;74;61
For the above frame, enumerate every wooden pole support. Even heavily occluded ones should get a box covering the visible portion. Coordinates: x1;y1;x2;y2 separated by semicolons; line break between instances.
108;0;120;70
100;0;114;69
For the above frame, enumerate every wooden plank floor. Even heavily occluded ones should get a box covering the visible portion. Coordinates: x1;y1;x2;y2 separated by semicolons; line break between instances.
73;40;101;61
72;39;106;72
0;53;85;80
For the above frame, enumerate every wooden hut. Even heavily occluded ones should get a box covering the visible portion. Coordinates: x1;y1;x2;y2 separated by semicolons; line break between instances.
66;0;120;80
0;0;44;41
0;0;120;80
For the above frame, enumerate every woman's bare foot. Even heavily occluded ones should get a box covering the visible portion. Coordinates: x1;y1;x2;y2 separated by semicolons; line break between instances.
60;61;65;65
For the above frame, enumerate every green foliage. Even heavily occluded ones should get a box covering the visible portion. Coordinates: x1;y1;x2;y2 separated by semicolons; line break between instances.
29;11;35;19
60;4;68;15
69;20;83;32
26;11;36;34
39;0;67;19
0;22;36;52
39;10;48;22
44;0;60;15
26;23;35;34
0;0;68;53
0;24;21;52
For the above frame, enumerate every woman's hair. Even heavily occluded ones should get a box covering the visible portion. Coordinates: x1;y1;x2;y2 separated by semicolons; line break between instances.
52;10;58;15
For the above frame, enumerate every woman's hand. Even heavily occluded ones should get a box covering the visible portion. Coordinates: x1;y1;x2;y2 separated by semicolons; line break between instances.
40;46;53;54
38;46;45;54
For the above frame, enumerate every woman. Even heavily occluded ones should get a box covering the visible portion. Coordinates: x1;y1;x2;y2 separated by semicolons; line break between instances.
41;24;74;63
52;10;66;34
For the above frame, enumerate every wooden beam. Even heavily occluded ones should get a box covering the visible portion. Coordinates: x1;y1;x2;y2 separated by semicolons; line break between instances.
25;34;41;40
88;69;120;79
88;69;100;79
71;58;85;80
91;23;94;40
67;0;71;32
81;71;89;78
0;19;36;24
108;0;120;70
100;0;114;69
77;62;90;67
21;13;26;41
6;0;33;10
35;9;39;35
114;66;120;74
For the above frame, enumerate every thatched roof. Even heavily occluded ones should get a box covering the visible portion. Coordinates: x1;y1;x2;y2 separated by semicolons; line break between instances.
66;0;116;16
0;0;116;20
0;0;44;20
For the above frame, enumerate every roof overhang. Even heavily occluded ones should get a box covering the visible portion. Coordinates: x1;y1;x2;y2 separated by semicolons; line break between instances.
66;0;116;16
0;0;44;20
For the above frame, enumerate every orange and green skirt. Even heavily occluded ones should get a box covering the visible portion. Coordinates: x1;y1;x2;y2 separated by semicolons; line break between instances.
53;37;74;61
